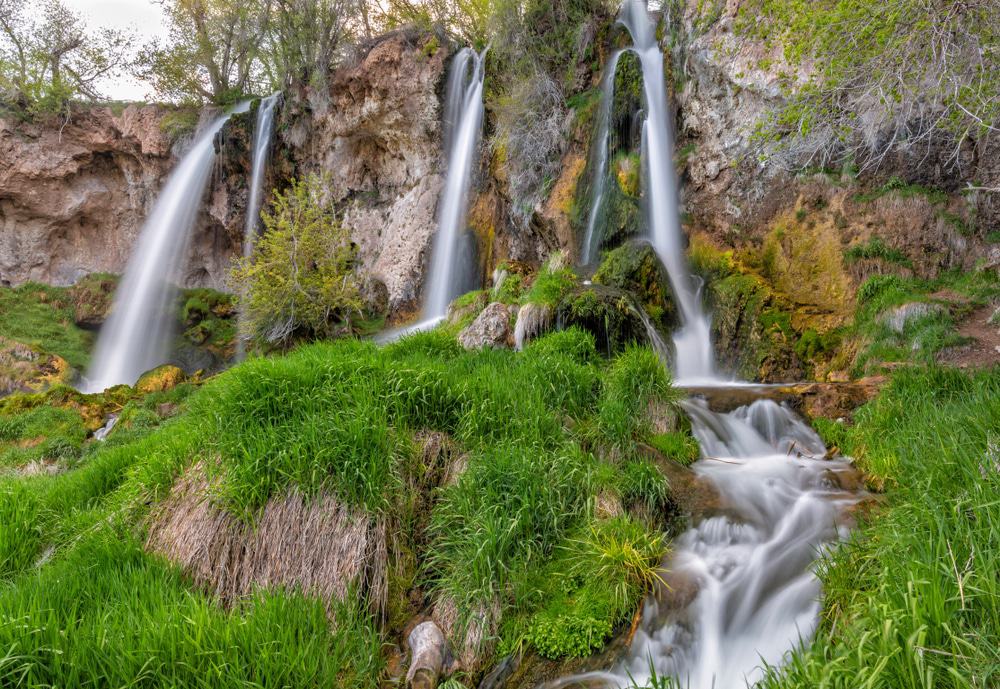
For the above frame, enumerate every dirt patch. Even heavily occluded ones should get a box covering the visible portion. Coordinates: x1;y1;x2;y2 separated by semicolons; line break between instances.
937;303;1000;369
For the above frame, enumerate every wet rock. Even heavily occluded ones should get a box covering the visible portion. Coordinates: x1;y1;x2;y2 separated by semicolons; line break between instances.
458;302;512;350
880;302;946;334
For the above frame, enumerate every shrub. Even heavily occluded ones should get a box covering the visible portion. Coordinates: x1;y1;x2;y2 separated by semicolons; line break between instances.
230;174;362;348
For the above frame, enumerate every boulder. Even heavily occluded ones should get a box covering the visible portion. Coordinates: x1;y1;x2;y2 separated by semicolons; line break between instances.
135;365;186;394
458;302;512;350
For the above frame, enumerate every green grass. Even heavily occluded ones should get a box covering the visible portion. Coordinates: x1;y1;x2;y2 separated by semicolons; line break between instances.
0;531;382;688
846;269;1000;376
765;367;1000;687
0;283;93;370
843;236;912;267
0;326;681;682
853;176;949;205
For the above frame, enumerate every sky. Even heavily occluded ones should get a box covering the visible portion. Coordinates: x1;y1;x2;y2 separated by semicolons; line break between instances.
61;0;170;101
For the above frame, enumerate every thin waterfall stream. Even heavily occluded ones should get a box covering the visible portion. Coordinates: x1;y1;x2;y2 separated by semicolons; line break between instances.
558;3;866;687
237;93;282;360
83;102;250;392
378;47;487;341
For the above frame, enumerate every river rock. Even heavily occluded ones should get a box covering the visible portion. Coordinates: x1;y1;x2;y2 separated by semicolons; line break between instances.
458;302;512;350
405;621;446;689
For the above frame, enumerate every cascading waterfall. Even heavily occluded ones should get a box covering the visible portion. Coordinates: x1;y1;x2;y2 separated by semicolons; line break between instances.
243;93;282;258
624;0;715;383
580;49;623;266
422;47;487;325
554;4;865;688
83;103;249;392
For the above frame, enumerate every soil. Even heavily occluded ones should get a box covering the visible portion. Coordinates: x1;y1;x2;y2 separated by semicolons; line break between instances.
937;303;1000;370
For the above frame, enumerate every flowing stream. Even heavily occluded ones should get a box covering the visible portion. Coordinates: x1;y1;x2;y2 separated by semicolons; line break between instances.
83;103;249;392
558;3;865;687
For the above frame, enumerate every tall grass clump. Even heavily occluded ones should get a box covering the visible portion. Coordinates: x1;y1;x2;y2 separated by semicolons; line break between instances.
0;532;382;689
764;366;1000;688
595;346;678;457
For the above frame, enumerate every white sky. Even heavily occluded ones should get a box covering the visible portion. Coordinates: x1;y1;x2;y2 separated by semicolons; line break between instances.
61;0;170;101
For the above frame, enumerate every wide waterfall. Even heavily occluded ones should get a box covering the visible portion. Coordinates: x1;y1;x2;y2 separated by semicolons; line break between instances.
422;47;487;323
243;93;282;258
82;103;249;392
580;49;623;266
554;4;866;688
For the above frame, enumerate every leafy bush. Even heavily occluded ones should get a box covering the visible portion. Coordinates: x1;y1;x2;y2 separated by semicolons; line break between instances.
230;174;362;348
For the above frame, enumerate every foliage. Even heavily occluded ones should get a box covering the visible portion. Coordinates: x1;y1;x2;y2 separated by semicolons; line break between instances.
764;367;1000;687
137;0;359;104
230;174;362;348
0;0;132;116
738;0;1000;169
511;516;665;659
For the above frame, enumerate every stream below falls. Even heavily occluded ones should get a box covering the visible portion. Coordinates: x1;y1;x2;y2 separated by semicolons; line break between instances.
554;392;866;689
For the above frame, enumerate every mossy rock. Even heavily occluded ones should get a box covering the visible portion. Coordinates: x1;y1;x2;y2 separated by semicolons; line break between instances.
592;242;678;330
136;365;186;395
0;337;74;397
556;285;662;357
68;273;118;329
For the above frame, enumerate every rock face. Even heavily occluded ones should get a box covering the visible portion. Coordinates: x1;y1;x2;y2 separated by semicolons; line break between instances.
0;105;249;290
672;0;994;272
277;30;450;315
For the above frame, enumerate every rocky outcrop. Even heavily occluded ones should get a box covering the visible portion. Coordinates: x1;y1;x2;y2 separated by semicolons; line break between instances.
671;0;994;274
277;30;451;316
0;105;249;290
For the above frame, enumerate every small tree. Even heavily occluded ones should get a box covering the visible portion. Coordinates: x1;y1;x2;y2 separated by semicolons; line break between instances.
230;174;362;348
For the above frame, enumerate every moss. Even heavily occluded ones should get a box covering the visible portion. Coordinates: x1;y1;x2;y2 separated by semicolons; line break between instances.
853;176;949;205
613;152;640;198
178;288;237;353
648;430;700;467
592;243;677;329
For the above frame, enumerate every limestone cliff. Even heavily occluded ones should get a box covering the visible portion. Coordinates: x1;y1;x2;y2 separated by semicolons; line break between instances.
0;105;250;290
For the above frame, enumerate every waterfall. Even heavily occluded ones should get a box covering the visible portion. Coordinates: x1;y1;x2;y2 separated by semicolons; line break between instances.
422;47;487;323
236;93;282;361
620;0;715;383
551;5;865;688
580;49;624;266
243;93;282;258
82;103;249;392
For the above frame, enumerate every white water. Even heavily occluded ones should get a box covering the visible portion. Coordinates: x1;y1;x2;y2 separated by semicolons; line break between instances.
83;103;249;392
552;4;865;687
243;93;282;258
580;49;624;266
621;0;715;384
423;47;487;321
557;399;862;689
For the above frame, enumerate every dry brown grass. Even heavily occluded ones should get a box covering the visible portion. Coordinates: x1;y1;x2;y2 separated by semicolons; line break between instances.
146;461;388;616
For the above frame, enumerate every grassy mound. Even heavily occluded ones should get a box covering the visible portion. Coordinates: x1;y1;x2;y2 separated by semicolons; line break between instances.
0;328;693;685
